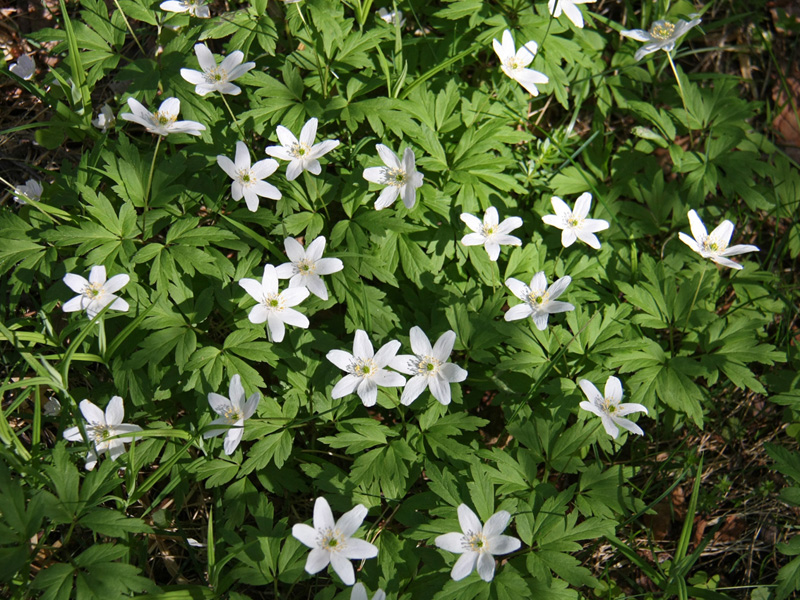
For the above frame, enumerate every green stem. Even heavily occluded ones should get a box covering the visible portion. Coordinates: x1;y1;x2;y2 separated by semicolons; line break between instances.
219;93;245;139
683;262;708;331
98;317;107;358
142;135;162;240
296;4;329;98
112;0;147;57
666;51;695;146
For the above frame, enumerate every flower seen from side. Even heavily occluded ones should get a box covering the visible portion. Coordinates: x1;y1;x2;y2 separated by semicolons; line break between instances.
378;7;405;26
44;397;62;417
203;374;260;455
327;330;406;407
390;326;467;406
363;144;424;210
492;29;549;96
678;209;759;270
504;272;574;330
460;206;523;261
352;583;386;600
239;264;309;342
435;504;521;582
548;0;596;28
63;265;130;319
275;236;343;301
217;141;281;212
180;43;254;96
292;497;379;586
63;396;142;470
541;192;609;249
9;54;35;80
579;376;648;439
621;17;702;61
14;179;42;205
92;103;116;133
265;117;339;181
121;97;206;137
159;0;210;17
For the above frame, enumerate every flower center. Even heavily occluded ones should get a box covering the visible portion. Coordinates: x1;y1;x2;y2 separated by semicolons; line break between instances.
384;167;407;187
602;397;617;414
528;289;548;307
702;237;723;253
507;58;520;70
481;225;497;237
352;357;377;378
82;282;104;299
413;355;441;376
649;20;676;40
290;142;311;158
263;293;284;311
92;424;111;441
319;528;346;553
567;215;581;228
223;406;243;423
236;168;254;186
297;259;315;275
153;110;177;127
204;66;227;84
462;531;489;553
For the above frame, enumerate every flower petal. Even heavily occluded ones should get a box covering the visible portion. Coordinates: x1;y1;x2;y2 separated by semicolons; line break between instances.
79;400;105;425
604;376;623;403
343;538;378;560
435;532;466;553
353;330;374;359
400;375;428;405
336;503;368;538
451;551;478;581
292;523;318;549
476;551;496;581
313;496;335;530
332;374;361;399
104;396;125;425
305;547;331;574
457;504;482;536
330;551;355;585
482;510;510;539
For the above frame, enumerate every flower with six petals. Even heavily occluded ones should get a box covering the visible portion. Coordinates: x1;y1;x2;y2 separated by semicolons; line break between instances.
291;497;379;586
63;396;142;471
435;504;521;582
180;44;255;96
621;18;702;61
327;330;406;407
217;141;281;212
678;209;759;270
460;207;523;261
390;327;467;406
265;118;339;181
542;192;609;249
492;29;549;96
63;265;130;319
121;97;205;137
504;272;574;330
578;375;648;439
203;374;260;455
239;265;309;342
363;144;424;210
275;236;343;301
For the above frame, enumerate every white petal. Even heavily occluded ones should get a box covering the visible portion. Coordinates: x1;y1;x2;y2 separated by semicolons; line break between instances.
63;273;89;294
332;374;362;398
489;534;521;555
451;551;478;581
267;314;286;342
504;304;533;322
429;376;451;405
292;523;318;548
299;117;318;147
343;538;378;560
375;144;401;169
223;426;244;455
603;376;623;403
239;278;264;303
460;212;483;233
409;326;433;356
353;330;374;359
476;551;496;582
547;275;571;300
305;547;331;574
79;400;105;425
330;552;355;585
457;504;482;536
436;532;466;553
104;396;125;425
687;210;707;243
504;278;529;300
336;503;368;537
578;379;603;404
482;510;510;539
357;378;378;406
400;376;428;405
313;496;335;530
327;349;354;371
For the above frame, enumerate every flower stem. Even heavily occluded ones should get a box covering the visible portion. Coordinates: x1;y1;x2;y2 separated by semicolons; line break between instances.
98;317;107;357
296;3;329;98
219;93;246;139
666;51;695;146
113;0;147;57
683;262;708;331
142;135;162;240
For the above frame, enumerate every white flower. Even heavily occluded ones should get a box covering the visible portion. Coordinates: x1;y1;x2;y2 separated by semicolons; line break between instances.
265;117;340;181
217;141;281;212
238;264;309;342
91;103;116;132
120;97;206;137
44;397;62;417
378;7;405;26
492;29;549;96
203;374;260;455
435;504;521;582
63;397;142;470
504;272;574;330
460;206;522;261
63;265;130;319
389;327;467;406
275;236;343;301
678;209;759;270
621;18;702;61
14;179;42;205
362;144;424;210
352;583;386;600
9;54;35;80
291;497;378;586
327;330;406;407
180;44;255;96
541;192;609;249
579;376;648;439
159;0;210;17
548;0;595;29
